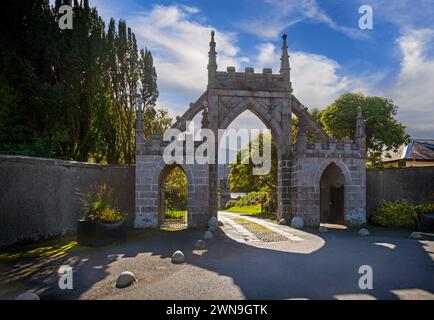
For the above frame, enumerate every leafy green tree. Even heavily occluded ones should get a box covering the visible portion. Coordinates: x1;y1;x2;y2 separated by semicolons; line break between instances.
143;108;173;139
228;132;278;213
0;0;172;164
164;166;188;211
320;93;410;166
140;48;159;109
229;132;277;192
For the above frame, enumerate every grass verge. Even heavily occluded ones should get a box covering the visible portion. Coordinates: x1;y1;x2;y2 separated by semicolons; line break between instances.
224;204;271;215
232;217;286;242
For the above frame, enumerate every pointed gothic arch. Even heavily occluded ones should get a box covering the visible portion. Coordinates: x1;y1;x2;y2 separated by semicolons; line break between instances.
134;31;367;229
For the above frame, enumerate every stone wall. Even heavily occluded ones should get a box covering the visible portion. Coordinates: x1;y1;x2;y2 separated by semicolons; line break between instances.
0;156;134;247
134;154;210;228
290;157;366;226
366;166;434;217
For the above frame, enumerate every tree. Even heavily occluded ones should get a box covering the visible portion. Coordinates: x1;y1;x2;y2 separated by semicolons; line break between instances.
229;132;277;192
228;132;278;213
164;166;188;211
320;93;410;166
0;0;171;164
140;48;159;109
143;108;173;139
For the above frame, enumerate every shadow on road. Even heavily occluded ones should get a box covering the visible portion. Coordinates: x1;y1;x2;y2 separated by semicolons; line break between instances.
1;225;433;300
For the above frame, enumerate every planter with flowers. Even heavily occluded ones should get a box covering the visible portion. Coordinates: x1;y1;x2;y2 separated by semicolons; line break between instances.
77;185;127;247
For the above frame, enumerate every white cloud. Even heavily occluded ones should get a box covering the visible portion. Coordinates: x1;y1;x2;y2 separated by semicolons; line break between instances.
254;34;434;138
128;5;249;116
255;43;373;108
385;29;434;137
369;0;434;31
88;1;434;138
239;0;366;40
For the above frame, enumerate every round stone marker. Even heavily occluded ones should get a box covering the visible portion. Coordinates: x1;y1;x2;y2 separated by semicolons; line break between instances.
409;232;423;240
278;219;287;225
15;292;40;300
194;239;207;250
291;216;304;229
358;228;370;236
171;250;185;264
203;230;213;240
319;226;329;233
208;216;219;229
116;271;137;288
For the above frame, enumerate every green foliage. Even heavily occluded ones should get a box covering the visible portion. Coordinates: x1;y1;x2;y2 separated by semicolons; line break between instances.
143;108;173;139
229;132;277;192
164;166;188;211
224;204;264;215
415;202;434;214
225;186;276;215
320;93;410;166
0;0;171;164
140;48;159;109
78;184;126;223
228;132;277;213
86;201;126;223
371;200;417;228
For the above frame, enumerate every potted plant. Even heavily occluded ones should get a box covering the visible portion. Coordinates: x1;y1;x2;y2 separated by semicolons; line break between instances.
77;184;127;247
415;202;434;232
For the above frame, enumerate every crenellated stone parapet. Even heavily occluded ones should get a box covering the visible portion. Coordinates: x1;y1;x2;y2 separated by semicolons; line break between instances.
301;137;365;159
136;133;209;157
211;66;291;92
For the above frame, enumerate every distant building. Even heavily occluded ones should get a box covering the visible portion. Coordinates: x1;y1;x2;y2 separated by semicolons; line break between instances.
382;139;434;167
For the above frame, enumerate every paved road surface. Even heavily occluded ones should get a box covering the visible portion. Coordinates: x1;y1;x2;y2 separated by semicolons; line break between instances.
1;212;434;300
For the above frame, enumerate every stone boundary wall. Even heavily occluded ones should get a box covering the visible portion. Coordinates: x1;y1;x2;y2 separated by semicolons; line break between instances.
366;166;434;217
0;155;134;247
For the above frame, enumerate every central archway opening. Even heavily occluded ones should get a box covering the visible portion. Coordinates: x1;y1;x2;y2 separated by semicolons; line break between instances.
219;109;278;217
320;163;345;225
159;164;188;230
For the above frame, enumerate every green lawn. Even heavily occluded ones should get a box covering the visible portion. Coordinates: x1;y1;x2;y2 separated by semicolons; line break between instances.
164;209;187;220
224;204;271;215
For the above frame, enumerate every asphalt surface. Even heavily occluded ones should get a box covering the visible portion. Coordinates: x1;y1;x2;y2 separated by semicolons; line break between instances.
1;212;434;300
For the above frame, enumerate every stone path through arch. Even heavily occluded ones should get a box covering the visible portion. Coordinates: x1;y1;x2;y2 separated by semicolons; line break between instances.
219;211;304;243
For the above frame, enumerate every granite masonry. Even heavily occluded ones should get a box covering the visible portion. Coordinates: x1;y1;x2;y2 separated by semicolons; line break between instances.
134;31;367;229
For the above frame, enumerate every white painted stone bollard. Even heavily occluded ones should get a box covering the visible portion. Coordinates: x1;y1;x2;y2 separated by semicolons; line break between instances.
194;239;207;250
358;228;370;236
15;292;40;300
171;250;186;264
203;230;213;240
116;271;137;288
208;217;219;229
291;216;304;229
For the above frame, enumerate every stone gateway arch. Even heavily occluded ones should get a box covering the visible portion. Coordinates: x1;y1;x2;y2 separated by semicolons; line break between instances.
134;31;366;229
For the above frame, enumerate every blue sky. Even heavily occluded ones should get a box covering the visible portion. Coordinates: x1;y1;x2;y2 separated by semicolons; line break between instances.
88;0;434;138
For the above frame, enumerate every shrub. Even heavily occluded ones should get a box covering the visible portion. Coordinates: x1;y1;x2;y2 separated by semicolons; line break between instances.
415;202;434;214
85;200;126;223
224;186;277;214
371;199;416;228
77;184;126;223
225;200;239;209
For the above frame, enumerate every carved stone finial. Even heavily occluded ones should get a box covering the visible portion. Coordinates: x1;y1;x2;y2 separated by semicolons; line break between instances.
208;30;217;87
280;33;290;83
